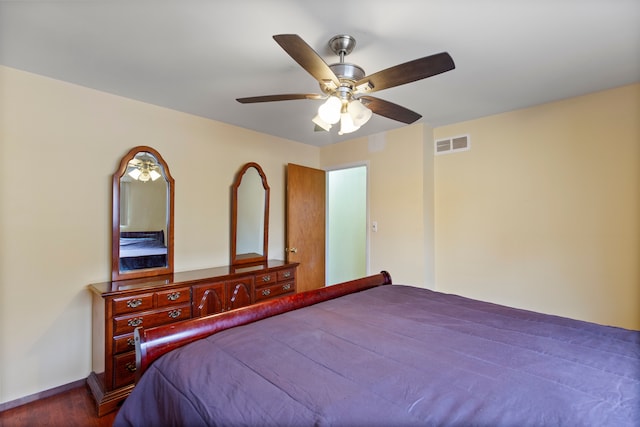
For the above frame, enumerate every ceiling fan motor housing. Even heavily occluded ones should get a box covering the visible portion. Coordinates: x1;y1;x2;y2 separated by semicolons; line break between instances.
324;63;366;100
329;63;365;82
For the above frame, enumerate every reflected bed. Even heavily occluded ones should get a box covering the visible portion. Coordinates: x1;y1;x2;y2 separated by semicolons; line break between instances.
119;231;167;270
114;272;639;426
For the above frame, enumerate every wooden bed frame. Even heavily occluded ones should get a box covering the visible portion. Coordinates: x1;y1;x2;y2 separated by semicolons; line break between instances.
134;271;392;380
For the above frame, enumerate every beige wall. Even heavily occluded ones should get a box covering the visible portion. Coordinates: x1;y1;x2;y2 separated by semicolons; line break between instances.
434;83;640;330
0;66;318;404
320;125;431;287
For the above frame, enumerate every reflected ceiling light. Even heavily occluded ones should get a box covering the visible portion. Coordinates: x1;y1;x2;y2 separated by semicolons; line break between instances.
138;170;152;182
127;163;162;182
128;168;142;180
149;170;161;181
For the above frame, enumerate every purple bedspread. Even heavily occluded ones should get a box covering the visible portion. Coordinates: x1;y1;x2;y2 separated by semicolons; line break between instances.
114;285;640;426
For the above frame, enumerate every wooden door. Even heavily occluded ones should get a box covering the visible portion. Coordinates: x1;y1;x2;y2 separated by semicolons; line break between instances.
286;164;326;292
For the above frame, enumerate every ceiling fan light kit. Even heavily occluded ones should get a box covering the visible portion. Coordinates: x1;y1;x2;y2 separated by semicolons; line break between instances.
347;98;373;126
236;34;455;136
311;114;332;132
317;96;342;124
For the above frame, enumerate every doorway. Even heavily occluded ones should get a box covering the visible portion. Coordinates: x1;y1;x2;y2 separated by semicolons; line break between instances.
326;165;368;285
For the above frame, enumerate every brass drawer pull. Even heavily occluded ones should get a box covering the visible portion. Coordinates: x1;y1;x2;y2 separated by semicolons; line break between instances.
168;309;182;319
262;275;271;282
282;283;291;291
127;299;143;308
127;337;135;347
125;362;137;373
262;289;271;296
127;318;143;327
167;291;181;301
282;271;291;278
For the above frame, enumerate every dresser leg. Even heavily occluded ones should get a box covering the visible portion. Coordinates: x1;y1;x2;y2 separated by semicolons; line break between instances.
86;371;134;417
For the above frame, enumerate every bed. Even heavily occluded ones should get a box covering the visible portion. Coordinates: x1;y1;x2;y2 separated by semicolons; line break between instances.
119;230;167;270
114;272;639;426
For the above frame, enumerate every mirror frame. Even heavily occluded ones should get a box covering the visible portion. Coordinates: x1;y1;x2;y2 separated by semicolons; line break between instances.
230;162;269;266
111;146;175;281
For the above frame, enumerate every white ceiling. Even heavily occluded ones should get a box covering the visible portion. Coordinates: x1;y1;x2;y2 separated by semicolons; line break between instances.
1;1;638;147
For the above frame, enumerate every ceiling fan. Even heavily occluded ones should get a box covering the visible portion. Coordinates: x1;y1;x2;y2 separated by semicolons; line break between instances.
236;34;455;135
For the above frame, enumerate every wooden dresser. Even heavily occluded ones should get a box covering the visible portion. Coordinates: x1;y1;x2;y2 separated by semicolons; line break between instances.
87;260;298;416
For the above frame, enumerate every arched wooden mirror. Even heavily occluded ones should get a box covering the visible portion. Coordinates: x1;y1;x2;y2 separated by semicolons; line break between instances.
231;162;269;266
112;146;174;281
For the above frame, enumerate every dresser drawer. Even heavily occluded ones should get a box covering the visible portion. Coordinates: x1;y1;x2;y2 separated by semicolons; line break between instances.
255;281;295;302
113;333;136;355
113;352;137;389
113;303;191;335
156;287;190;307
255;271;276;286
228;276;254;289
277;268;295;281
112;293;154;315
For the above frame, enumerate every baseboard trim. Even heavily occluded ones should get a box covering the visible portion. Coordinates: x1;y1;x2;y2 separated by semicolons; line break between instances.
0;378;86;413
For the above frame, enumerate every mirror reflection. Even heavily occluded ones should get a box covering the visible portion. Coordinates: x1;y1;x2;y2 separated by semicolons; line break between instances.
236;167;265;257
231;163;269;266
112;147;174;281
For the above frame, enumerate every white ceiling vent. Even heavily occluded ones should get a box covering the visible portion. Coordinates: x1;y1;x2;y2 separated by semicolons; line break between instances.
435;135;470;155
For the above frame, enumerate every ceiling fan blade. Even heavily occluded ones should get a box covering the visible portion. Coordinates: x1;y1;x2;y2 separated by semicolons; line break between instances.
359;96;422;124
273;34;340;88
356;52;455;94
236;94;324;103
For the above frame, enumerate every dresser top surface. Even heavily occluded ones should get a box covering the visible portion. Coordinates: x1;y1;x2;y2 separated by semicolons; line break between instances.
89;260;298;296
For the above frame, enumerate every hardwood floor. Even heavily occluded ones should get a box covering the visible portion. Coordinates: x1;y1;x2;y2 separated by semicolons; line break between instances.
0;385;117;427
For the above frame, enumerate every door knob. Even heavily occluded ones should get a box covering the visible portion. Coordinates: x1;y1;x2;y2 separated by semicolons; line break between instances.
287;247;298;253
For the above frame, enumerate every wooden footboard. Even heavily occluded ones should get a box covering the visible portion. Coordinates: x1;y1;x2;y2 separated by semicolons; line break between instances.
134;271;392;380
